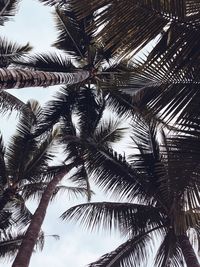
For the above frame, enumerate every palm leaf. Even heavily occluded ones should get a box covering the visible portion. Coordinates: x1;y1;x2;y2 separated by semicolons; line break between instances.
53;8;88;59
94;118;127;148
61;202;164;236
0;0;20;26
0;38;32;67
70;0;200;58
154;231;184;267
21;182;89;202
15;52;76;73
87;234;153;267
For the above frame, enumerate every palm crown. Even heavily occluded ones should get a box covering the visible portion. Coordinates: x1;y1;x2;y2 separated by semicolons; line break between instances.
62;116;200;267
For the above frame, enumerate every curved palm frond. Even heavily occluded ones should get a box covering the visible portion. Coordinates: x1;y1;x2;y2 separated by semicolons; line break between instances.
61;202;164;237
70;0;200;58
20;181;89;202
15;52;75;73
87;234;153;267
53;7;89;59
154;230;184;267
0;38;32;67
93;118;127;148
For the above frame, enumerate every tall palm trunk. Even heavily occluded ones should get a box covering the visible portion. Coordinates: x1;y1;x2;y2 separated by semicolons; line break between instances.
11;169;69;267
0;68;90;89
178;234;200;267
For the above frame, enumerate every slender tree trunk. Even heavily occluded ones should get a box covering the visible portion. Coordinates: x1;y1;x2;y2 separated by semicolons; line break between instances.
11;170;67;267
0;68;90;89
178;234;200;267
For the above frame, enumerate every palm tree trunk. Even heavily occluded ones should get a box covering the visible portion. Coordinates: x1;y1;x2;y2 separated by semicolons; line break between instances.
178;234;200;267
11;169;68;267
0;68;90;89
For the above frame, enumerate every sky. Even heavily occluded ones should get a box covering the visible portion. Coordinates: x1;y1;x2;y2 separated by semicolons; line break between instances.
0;1;123;267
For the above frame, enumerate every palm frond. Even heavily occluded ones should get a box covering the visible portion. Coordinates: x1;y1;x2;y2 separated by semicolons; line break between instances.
0;38;32;67
33;85;78;137
6;111;36;183
94;118;127;148
0;91;28;115
61;202;164;237
53;7;89;59
87;234;153;267
71;0;200;58
0;0;20;26
15;52;76;73
0;232;23;259
21;182;89;202
155;230;184;267
22;130;57;182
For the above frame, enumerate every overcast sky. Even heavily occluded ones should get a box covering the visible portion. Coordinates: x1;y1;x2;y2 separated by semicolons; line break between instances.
0;1;122;267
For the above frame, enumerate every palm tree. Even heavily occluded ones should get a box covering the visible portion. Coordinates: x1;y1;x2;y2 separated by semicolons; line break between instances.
61;117;200;267
0;97;90;266
47;0;200;128
11;86;128;267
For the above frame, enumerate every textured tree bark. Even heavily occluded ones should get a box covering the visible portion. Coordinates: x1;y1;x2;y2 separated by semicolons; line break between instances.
0;68;90;89
178;234;200;267
11;171;67;267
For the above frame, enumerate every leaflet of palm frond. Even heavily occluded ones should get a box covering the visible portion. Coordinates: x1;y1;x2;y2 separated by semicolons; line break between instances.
0;68;90;89
87;234;153;267
62;202;164;236
0;134;7;187
53;8;92;59
154;230;184;267
0;38;32;67
70;0;200;57
0;0;20;26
